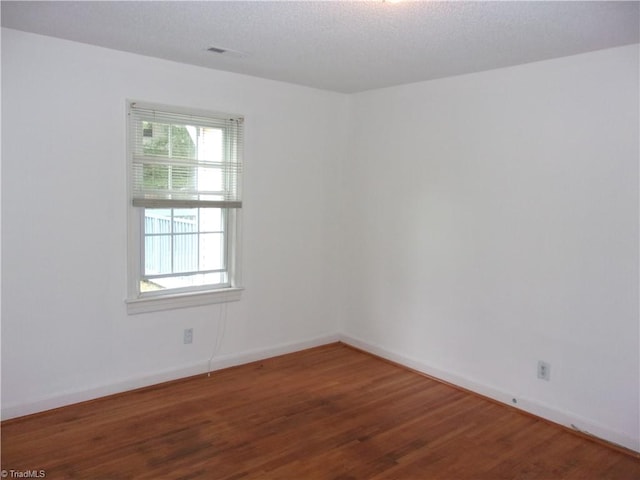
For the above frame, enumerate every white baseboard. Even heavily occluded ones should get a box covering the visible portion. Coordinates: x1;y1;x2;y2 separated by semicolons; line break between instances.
4;331;638;454
1;333;340;421
339;333;640;454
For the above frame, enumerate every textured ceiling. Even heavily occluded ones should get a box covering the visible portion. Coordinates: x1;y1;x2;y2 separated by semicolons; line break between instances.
2;1;639;93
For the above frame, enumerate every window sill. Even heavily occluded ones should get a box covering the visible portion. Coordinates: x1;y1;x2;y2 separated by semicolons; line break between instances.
126;287;243;315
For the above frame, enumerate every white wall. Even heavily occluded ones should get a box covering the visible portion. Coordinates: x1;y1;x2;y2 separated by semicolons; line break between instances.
2;27;638;452
1;28;347;417
344;44;639;451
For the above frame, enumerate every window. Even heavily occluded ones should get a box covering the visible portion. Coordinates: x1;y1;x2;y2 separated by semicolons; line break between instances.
126;102;243;313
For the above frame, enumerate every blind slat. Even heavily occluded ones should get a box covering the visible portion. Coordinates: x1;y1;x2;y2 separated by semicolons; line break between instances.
133;198;242;209
129;102;243;207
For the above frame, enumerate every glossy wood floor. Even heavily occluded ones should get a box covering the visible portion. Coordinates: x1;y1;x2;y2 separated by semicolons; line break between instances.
2;343;639;479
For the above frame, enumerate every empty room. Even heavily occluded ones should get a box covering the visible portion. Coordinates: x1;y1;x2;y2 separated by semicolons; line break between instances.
1;1;639;478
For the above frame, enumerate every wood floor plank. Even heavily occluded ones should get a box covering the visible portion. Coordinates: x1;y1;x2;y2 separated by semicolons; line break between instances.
2;343;638;479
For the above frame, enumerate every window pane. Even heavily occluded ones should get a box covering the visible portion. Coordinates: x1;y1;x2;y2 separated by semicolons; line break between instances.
142;122;169;156
171;124;196;159
144;234;171;275
173;209;197;233
143;164;170;190
200;233;224;270
140;279;164;292
140;271;228;292
143;208;226;279
199;127;223;162
173;234;198;273
200;208;223;232
197;166;223;193
170;165;196;191
144;209;172;234
141;122;197;160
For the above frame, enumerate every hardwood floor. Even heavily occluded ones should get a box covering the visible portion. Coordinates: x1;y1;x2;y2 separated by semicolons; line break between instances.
2;343;638;479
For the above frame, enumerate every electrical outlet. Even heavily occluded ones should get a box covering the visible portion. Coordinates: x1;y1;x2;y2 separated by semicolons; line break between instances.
537;360;550;381
184;328;193;344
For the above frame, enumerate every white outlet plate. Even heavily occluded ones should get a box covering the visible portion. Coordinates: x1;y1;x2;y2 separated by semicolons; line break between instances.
184;328;193;344
537;360;550;381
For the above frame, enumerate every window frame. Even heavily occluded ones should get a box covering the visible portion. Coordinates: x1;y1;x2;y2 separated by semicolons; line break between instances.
140;207;229;291
125;101;243;314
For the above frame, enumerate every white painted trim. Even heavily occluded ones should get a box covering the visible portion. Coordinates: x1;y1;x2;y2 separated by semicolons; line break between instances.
126;287;244;314
338;333;640;453
1;333;340;421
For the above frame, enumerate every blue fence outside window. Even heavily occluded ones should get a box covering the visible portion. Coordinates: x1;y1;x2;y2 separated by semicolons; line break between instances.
144;213;198;275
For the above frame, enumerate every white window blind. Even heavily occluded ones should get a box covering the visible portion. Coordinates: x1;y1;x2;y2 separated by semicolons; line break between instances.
129;102;243;209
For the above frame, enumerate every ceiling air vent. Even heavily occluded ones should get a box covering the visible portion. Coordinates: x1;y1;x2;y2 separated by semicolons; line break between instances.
206;46;247;59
